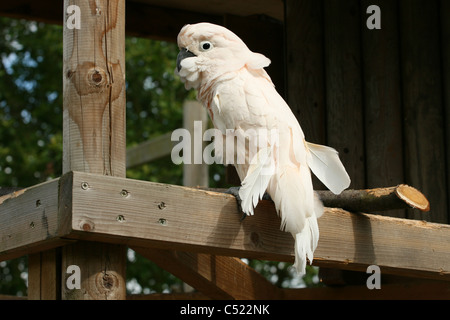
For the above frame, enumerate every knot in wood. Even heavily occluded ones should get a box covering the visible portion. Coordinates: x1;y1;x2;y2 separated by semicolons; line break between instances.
87;68;107;87
95;272;121;295
250;232;260;247
79;219;95;231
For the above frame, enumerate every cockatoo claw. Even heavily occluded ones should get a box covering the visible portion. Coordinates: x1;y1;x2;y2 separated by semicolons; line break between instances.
224;186;246;221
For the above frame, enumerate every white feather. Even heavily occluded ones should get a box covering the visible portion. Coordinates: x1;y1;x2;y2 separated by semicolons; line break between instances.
293;214;320;275
239;147;275;216
306;142;351;195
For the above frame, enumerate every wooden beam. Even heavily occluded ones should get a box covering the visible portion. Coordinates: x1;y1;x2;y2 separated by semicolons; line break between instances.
1;171;449;281
0;178;72;262
126;132;173;168
133;247;282;300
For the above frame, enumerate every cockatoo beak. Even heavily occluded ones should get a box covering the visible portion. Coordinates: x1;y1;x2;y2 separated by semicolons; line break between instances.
177;48;197;72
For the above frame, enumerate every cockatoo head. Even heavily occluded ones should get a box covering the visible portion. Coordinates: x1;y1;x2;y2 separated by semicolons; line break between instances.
176;22;271;89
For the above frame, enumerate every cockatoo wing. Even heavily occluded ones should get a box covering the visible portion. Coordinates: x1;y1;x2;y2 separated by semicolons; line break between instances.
239;147;275;215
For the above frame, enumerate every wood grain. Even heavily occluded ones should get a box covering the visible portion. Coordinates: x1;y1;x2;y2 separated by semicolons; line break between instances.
134;248;282;300
361;0;405;218
60;0;127;300
63;0;126;176
399;0;447;223
324;0;365;190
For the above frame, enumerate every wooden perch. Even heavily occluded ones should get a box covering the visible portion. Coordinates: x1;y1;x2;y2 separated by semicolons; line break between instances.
316;184;430;213
202;184;430;213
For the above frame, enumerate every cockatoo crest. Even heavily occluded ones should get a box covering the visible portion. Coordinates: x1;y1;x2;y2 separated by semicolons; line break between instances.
176;23;270;90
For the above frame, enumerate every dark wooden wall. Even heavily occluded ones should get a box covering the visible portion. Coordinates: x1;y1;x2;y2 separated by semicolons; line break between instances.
286;0;449;223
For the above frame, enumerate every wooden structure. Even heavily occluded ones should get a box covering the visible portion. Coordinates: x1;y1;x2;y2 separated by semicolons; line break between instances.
0;0;449;299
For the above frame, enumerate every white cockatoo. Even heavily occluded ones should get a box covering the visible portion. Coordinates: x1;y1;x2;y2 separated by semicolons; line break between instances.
176;23;350;275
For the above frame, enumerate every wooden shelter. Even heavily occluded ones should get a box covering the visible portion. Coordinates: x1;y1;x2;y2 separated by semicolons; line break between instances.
0;0;449;300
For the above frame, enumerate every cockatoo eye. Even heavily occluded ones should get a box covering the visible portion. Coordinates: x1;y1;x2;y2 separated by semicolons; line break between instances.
199;41;213;52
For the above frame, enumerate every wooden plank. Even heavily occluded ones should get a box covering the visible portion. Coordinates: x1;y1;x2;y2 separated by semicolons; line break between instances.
285;0;326;145
59;171;450;281
133;248;282;299
324;0;365;189
61;0;127;300
361;0;405;218
0;178;70;262
441;0;450;224
126;132;173;168
1;171;449;281
399;0;447;223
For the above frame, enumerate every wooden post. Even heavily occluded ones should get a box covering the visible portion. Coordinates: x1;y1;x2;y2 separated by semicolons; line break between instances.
60;0;126;299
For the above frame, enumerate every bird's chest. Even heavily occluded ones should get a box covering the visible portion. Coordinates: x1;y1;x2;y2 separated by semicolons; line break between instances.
205;78;249;134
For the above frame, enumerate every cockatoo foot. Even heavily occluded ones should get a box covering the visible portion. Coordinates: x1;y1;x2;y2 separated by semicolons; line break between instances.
224;187;247;221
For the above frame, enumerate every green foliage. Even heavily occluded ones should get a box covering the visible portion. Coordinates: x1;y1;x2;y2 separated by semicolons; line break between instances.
0;17;320;297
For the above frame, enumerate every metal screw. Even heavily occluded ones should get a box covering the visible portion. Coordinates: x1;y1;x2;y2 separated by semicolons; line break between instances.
29;221;35;229
81;182;89;190
120;189;129;197
116;215;125;222
158;202;166;210
158;218;167;226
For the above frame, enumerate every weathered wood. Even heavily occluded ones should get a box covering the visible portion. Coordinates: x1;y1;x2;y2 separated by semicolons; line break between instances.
399;0;447;223
1;172;449;281
60;0;127;300
134;248;282;300
285;0;326;145
324;0;365;189
317;184;430;213
28;249;61;300
0;178;71;262
361;0;405;218
62;242;126;300
63;0;126;176
65;172;450;281
201;184;430;213
0;187;22;197
441;0;450;224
